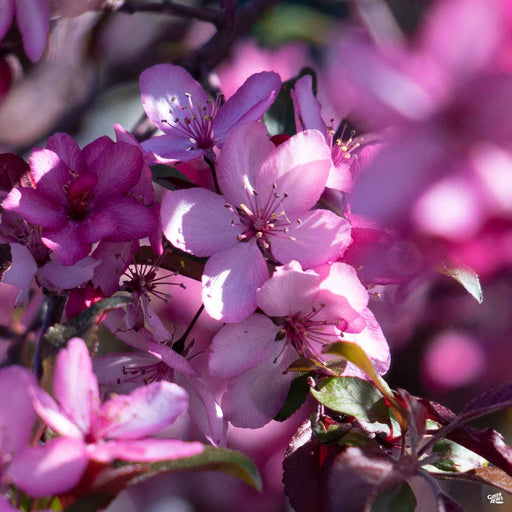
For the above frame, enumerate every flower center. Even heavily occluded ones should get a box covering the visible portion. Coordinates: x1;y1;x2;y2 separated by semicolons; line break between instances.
118;361;174;386
63;171;97;222
120;256;185;304
226;180;299;259
274;303;347;363
328;121;362;168
161;93;222;151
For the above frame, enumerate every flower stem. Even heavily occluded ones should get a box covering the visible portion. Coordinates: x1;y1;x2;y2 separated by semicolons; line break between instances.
172;304;204;355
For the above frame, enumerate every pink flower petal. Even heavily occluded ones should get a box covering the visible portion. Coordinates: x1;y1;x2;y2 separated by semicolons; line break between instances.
202;240;269;322
140;64;209;135
256;261;320;317
0;495;18;512
53;338;99;435
213;71;281;141
176;374;227;446
15;0;49;62
0;366;37;454
89;198;159;242
216;122;274;206
92;240;137;296
146;340;199;377
8;438;87;497
209;313;280;377
257;130;332;217
30;386;84;439
141;134;206;163
291;75;327;136
2;243;37;306
161;188;241;257
2;187;66;229
94;381;188;440
42;223;92;266
38;256;100;291
87;439;203;463
420;0;500;80
317;262;369;313
0;0;14;42
45;133;85;173
222;349;293;428
271;209;352;268
343;308;390;377
82;137;143;199
28;147;73;203
93;352;162;386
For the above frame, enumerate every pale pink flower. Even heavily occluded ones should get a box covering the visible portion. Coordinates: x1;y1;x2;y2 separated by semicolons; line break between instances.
161;122;352;322
0;0;49;62
0;366;87;498
94;309;227;446
30;337;204;463
209;261;390;428
292;74;380;193
139;64;281;163
2;133;159;266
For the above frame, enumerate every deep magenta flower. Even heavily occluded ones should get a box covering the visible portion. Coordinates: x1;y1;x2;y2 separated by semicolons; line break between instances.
0;366;87;498
161;122;352;322
30;337;204;463
209;261;390;428
0;0;49;62
2;133;159;266
139;64;281;163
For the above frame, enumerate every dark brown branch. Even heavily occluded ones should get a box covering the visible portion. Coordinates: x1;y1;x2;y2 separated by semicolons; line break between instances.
179;0;283;78
117;1;224;27
135;245;205;282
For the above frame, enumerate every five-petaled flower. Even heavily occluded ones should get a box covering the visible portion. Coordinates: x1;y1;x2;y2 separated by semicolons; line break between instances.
2;133;159;266
139;64;281;163
209;261;390;428
161;122;352;322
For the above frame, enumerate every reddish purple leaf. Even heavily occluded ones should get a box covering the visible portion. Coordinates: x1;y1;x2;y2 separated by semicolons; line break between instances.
283;421;323;512
0;153;31;193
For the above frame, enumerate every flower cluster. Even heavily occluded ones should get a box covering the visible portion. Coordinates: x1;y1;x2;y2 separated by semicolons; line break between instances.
2;0;512;510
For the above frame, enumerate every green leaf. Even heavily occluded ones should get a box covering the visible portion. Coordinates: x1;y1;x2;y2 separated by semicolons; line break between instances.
371;481;417;512
275;373;311;421
42;296;132;355
135;446;262;491
431;439;487;473
311;377;390;425
438;263;483;303
65;447;261;512
321;341;407;430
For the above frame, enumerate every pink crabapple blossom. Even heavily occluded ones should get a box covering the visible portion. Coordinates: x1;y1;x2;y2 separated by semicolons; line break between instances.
94;309;227;446
209;261;390;428
0;365;88;499
161;121;352;322
139;63;281;164
2;133;159;266
291;74;380;194
29;337;204;463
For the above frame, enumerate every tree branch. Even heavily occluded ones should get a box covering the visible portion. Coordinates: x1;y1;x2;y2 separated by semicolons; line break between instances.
117;1;224;27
